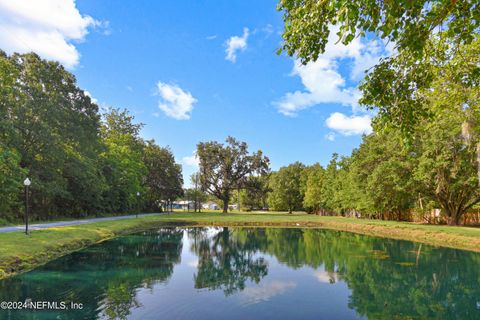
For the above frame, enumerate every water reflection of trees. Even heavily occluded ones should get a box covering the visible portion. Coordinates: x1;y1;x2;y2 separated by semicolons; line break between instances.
0;228;184;320
189;227;268;295
189;227;480;320
0;227;478;320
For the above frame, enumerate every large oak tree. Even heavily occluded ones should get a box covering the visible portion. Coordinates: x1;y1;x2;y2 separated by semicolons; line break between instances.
197;137;269;213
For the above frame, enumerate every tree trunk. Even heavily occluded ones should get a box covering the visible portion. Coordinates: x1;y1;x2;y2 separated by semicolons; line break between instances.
447;215;460;226
444;206;462;226
223;199;229;213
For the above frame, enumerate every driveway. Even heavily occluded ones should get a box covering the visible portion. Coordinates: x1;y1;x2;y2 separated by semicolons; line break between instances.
0;212;170;233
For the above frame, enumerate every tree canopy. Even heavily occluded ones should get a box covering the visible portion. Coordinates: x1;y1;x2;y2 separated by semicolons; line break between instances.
0;51;183;221
197;137;270;213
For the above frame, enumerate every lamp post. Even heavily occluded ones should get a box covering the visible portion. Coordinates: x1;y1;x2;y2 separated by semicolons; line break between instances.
23;178;31;235
136;192;140;218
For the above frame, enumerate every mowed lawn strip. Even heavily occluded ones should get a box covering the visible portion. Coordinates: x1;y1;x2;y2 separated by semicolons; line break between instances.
0;212;479;280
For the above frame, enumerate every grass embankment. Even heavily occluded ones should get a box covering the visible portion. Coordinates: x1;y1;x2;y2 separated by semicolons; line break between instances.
1;212;479;280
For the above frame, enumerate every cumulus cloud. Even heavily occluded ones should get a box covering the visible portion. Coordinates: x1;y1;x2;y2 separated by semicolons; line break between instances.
0;0;103;69
274;27;387;116
325;112;372;136
182;151;199;168
156;82;197;120
225;28;249;63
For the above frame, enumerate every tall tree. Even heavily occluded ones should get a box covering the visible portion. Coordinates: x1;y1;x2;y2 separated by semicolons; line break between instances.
268;162;305;213
1;52;105;218
413;108;480;225
143;141;183;211
197;137;270;213
303;163;325;214
101;109;146;213
349;131;416;220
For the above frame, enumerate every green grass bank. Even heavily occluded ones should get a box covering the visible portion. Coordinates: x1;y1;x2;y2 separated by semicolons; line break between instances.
1;212;479;280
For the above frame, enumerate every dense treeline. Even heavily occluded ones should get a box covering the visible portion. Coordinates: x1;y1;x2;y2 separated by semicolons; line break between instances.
0;51;183;223
266;105;480;225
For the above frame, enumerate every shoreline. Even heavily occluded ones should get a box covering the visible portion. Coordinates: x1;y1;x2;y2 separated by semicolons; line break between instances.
0;213;479;280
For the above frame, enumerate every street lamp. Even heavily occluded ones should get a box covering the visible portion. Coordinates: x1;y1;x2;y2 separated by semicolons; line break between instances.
136;192;140;218
23;178;31;235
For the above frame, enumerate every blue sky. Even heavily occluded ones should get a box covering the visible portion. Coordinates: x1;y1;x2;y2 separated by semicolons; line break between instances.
0;0;389;185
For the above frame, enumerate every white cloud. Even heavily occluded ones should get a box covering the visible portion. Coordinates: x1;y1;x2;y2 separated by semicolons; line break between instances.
325;112;372;136
206;35;217;40
182;151;199;168
325;132;336;141
156;82;197;120
275;27;387;116
225;28;249;63
275;59;359;116
241;281;296;305
0;0;102;69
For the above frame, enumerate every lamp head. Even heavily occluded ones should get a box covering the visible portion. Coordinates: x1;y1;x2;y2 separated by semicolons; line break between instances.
23;178;31;186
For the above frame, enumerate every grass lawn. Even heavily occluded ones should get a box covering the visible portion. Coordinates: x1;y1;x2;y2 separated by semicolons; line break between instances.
0;211;479;280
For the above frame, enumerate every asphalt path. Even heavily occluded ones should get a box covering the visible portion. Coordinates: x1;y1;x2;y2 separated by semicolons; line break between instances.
0;212;169;233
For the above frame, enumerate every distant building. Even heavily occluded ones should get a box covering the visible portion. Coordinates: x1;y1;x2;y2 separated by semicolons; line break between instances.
173;200;194;210
202;201;220;210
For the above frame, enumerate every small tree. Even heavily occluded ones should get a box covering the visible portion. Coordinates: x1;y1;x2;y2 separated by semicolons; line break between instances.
187;173;207;212
197;137;269;213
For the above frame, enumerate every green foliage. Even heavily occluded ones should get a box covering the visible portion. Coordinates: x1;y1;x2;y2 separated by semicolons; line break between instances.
100;109;147;213
240;175;271;210
278;0;479;64
277;4;480;224
143;141;183;211
413;108;480;225
349;132;416;219
0;147;26;217
268;162;305;213
197;137;270;213
0;52;183;219
302;163;325;213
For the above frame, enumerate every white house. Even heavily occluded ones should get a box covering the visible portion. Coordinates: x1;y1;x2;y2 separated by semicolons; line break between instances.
202;201;219;210
173;200;194;210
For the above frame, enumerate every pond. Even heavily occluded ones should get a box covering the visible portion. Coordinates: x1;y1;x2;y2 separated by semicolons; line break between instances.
0;227;479;319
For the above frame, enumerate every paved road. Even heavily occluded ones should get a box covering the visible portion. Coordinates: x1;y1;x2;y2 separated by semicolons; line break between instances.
0;212;170;233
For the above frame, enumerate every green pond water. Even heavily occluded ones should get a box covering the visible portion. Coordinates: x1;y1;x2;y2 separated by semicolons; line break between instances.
0;227;479;319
